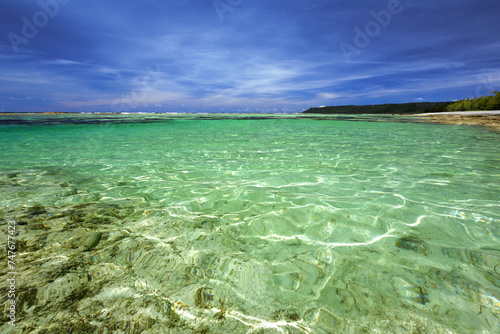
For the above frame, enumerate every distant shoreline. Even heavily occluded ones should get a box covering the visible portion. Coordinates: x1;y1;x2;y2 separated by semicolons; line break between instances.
413;110;500;116
303;101;450;115
2;111;500;130
411;111;500;130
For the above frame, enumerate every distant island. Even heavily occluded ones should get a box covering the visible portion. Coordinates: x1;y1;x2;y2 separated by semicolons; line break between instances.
303;92;500;114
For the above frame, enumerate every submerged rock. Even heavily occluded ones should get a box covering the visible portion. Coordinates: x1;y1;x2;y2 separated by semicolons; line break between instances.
395;236;429;256
82;232;102;251
411;286;430;305
63;188;78;196
39;321;97;334
17;287;38;310
272;309;301;322
195;287;214;309
25;204;47;216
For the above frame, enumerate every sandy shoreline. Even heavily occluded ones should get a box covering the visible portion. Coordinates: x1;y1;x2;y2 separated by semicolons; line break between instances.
410;111;500;130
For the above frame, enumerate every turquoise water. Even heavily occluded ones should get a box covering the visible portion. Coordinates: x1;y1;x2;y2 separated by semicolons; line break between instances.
0;113;499;333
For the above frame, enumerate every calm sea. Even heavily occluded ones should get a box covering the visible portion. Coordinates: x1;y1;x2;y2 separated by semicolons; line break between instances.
0;113;499;333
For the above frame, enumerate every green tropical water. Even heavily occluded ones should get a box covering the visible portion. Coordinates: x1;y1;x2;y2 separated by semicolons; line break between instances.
0;113;499;333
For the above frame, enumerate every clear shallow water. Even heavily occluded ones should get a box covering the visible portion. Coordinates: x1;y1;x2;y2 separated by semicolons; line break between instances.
0;113;499;333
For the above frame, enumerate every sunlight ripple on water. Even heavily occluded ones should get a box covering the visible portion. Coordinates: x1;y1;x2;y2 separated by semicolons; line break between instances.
0;113;499;333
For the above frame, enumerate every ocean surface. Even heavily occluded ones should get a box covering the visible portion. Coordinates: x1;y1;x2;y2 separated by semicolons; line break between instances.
0;113;499;333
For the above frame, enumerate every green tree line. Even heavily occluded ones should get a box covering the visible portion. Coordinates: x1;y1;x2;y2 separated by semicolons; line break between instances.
444;91;500;111
303;92;500;114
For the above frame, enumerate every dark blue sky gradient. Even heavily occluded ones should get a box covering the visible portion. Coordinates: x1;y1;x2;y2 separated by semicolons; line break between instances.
1;0;499;112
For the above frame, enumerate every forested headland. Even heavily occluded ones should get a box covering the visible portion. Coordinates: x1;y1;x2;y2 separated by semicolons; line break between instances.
303;92;500;114
444;91;500;111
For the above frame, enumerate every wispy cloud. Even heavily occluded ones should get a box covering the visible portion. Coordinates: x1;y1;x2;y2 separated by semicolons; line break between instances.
1;0;499;112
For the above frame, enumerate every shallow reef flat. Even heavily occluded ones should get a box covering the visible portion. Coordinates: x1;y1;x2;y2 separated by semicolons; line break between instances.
3;179;491;333
419;115;500;130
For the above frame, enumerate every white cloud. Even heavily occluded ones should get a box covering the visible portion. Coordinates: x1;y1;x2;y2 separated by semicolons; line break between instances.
317;92;341;99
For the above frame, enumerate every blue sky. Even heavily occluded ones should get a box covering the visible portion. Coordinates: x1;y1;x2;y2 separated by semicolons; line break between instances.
1;0;500;113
